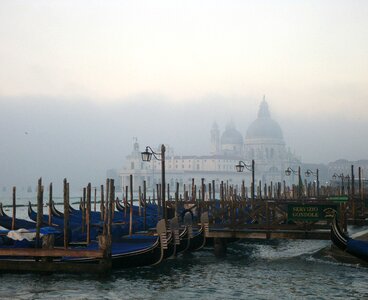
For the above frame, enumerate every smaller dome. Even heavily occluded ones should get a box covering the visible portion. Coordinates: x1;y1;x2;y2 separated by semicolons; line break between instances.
221;123;243;145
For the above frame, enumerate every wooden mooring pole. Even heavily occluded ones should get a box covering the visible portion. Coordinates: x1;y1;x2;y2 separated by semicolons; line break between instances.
129;175;133;236
36;178;43;248
12;186;16;230
143;180;147;230
105;179;110;224
124;185;128;218
63;178;69;249
175;182;179;217
48;183;52;226
82;188;86;234
138;186;142;217
86;183;91;245
100;184;104;221
108;179;114;239
94;187;97;212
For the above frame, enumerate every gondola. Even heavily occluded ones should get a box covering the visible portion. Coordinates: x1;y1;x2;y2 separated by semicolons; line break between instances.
331;216;368;261
0;218;170;269
115;198;158;216
167;216;190;255
62;219;169;268
28;202;103;242
187;225;206;251
62;235;164;268
0;232;163;269
28;202;91;228
51;200;158;232
0;203;38;230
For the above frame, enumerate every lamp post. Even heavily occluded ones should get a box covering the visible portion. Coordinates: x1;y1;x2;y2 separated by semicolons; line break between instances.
305;169;320;197
285;166;302;198
332;173;345;195
235;160;255;201
141;144;166;221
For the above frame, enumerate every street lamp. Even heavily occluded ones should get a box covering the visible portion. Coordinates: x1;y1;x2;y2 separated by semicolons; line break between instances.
235;160;255;201
305;169;320;197
285;166;302;198
141;144;166;221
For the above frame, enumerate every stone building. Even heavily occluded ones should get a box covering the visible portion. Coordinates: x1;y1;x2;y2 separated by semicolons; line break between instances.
119;99;301;193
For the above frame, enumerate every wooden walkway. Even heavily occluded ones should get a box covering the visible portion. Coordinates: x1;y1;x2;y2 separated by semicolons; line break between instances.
170;196;356;243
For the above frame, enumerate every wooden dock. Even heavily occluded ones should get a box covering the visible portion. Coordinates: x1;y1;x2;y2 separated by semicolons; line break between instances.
0;168;366;271
0;178;114;274
162;175;367;256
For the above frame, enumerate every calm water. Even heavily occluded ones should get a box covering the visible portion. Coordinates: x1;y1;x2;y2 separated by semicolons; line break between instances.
0;239;367;300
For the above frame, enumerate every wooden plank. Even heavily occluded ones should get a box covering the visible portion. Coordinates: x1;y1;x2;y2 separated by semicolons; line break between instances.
205;229;330;240
0;248;105;258
209;223;330;230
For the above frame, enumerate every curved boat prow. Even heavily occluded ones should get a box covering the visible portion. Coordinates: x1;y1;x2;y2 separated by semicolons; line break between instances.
115;198;125;212
27;201;34;219
331;216;348;251
154;219;168;265
331;216;368;262
51;200;63;217
0;202;7;217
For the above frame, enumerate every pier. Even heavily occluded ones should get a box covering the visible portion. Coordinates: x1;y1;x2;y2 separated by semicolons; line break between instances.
0;171;366;273
162;175;367;256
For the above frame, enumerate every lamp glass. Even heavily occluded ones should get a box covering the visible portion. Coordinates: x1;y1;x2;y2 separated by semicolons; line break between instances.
141;151;152;162
235;164;244;172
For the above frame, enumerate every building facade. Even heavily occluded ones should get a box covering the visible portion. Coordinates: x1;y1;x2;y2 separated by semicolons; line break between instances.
119;99;301;193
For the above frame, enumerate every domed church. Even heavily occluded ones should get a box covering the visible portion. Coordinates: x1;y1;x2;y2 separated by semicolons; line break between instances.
120;98;301;192
209;97;300;184
244;98;299;183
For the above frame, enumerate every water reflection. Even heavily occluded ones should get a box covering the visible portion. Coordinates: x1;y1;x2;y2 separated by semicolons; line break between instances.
0;240;368;299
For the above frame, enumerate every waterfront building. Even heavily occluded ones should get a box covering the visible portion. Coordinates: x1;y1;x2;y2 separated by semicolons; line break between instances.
119;99;301;193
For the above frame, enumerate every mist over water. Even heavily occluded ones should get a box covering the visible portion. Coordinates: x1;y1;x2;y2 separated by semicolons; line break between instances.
1;96;367;191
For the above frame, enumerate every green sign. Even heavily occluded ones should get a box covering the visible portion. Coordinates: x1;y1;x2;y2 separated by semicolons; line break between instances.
288;204;338;221
327;196;348;202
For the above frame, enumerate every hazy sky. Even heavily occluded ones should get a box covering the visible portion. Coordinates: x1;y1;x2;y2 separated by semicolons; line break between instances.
0;1;368;189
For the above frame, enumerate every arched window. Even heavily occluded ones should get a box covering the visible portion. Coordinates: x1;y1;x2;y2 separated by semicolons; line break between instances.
269;167;278;172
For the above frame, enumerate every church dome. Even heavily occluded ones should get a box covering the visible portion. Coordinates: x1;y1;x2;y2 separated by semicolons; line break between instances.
246;99;284;140
221;122;243;145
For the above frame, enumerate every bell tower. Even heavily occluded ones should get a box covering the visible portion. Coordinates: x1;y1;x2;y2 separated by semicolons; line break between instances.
210;122;220;155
